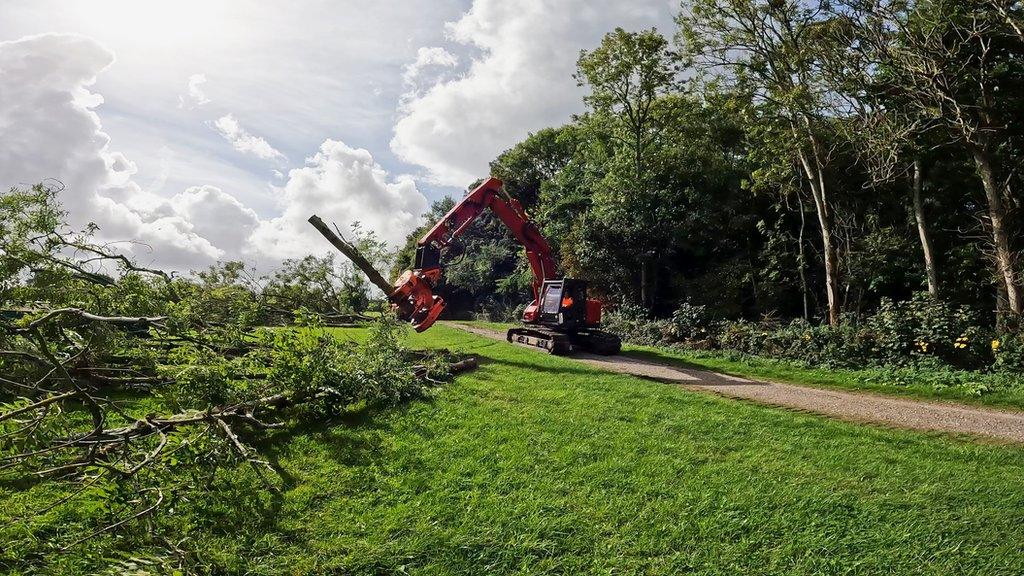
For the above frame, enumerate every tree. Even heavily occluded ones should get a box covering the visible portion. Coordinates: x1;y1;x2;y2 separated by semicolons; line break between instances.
911;158;940;297
490;126;579;209
678;0;846;324
263;254;371;322
575;28;680;308
825;81;941;298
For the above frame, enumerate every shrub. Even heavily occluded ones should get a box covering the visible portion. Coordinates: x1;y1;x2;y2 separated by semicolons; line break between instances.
864;293;988;368
667;302;714;341
994;333;1024;373
603;301;671;345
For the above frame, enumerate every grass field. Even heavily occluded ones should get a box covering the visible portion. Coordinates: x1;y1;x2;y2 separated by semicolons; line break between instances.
4;324;1024;574
468;321;1024;410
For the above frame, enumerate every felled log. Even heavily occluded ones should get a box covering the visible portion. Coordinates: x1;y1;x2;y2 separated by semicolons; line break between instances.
307;215;394;295
448;357;478;373
412;356;477;378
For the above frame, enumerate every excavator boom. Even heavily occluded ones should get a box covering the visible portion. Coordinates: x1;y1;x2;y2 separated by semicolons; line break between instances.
390;178;553;331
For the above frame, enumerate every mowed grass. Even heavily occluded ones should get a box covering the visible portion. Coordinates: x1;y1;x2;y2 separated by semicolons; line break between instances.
4;324;1024;574
466;320;1024;410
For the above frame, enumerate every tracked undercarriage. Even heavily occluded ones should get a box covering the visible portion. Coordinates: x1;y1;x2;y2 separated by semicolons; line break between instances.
506;326;621;356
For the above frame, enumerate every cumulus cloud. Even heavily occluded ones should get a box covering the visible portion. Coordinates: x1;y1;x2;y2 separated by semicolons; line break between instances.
0;33;234;269
391;0;674;187
213;114;286;161
178;73;211;109
0;34;427;272
169;185;260;256
402;46;458;88
250;139;427;260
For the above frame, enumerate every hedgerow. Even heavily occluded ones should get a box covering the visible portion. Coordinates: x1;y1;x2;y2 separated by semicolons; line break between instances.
604;293;1023;394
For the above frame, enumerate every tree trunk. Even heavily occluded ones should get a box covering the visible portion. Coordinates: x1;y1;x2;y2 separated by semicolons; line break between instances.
997;280;1010;328
797;193;810;321
911;158;939;298
971;147;1022;317
797;145;840;326
640;259;651;309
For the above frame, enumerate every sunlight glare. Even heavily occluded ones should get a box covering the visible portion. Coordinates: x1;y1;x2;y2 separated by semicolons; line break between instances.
68;0;231;52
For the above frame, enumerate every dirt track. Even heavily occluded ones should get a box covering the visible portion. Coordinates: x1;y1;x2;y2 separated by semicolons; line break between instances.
446;322;1024;444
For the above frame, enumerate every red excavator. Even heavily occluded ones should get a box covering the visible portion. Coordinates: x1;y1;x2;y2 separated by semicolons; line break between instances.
389;177;621;355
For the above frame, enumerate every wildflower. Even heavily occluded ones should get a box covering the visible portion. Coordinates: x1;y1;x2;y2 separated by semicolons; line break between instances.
992;339;1001;352
954;335;968;349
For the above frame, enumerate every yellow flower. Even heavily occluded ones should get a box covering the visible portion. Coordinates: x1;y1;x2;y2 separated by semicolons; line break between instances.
992;339;1001;352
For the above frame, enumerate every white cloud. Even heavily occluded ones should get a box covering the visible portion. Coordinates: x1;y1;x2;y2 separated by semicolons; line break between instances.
178;73;211;109
402;46;458;87
213;114;286;161
0;33;228;269
0;34;428;273
169;185;261;256
0;0;467;212
250;139;428;260
391;0;675;187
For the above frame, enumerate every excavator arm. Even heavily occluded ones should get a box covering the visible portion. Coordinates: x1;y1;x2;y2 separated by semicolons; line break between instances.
390;177;556;331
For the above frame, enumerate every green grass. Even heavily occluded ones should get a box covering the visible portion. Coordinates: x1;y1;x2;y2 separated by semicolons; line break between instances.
465;321;1024;410
4;324;1024;574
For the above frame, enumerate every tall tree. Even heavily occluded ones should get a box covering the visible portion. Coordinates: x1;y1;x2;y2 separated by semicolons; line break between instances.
575;28;678;308
490;126;579;209
677;0;846;324
828;98;941;297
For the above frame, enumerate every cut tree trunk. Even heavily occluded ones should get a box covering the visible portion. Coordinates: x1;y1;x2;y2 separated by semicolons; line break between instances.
971;148;1022;318
912;158;939;298
308;215;395;296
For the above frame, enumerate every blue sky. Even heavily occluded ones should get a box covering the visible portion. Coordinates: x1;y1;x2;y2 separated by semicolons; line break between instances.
0;0;676;269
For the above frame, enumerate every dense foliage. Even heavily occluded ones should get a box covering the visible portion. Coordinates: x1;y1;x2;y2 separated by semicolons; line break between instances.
394;1;1024;373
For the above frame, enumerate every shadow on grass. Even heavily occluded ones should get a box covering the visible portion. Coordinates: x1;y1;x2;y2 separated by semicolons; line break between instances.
256;394;440;474
192;395;443;548
482;348;767;387
618;348;771;386
618;348;710;371
484;355;612;378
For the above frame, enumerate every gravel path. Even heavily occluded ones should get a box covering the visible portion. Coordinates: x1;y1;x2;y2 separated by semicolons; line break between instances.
446;322;1024;443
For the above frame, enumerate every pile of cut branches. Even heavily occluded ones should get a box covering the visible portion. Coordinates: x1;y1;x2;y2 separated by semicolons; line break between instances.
0;185;474;566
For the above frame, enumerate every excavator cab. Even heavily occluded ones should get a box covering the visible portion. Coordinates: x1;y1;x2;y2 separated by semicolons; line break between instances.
535;279;589;329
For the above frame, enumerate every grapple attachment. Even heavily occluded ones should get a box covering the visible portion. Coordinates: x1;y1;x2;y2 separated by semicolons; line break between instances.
389;268;445;332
